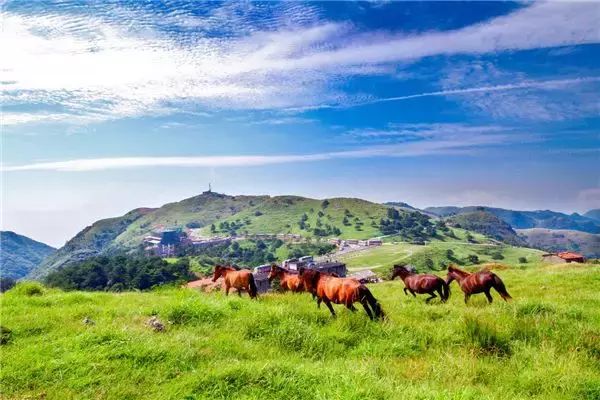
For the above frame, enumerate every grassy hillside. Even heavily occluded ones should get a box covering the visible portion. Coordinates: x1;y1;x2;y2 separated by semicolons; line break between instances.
199;196;390;239
425;206;600;234
517;228;600;258
113;192;269;248
31;208;154;280
338;241;543;274
2;264;599;399
447;211;527;246
0;231;55;279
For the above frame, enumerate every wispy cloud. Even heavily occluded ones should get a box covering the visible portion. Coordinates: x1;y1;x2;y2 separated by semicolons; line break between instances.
3;121;529;172
2;1;598;125
248;117;316;126
438;62;600;120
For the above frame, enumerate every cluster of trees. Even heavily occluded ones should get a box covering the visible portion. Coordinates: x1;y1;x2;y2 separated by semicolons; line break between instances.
286;242;337;259
298;212;342;236
44;256;193;291
379;208;435;240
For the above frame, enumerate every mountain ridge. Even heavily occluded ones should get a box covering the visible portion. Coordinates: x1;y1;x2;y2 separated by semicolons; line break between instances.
1;231;56;279
424;205;600;234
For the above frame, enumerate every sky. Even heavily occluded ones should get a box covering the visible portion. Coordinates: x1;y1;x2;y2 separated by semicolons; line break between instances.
1;0;599;247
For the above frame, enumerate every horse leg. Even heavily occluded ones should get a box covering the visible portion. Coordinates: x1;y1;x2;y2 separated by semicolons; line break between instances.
464;294;470;304
484;290;493;304
225;285;230;296
403;287;409;296
317;298;322;309
346;299;358;312
237;288;242;297
323;299;336;318
409;290;416;298
425;292;437;303
436;288;445;303
360;299;374;320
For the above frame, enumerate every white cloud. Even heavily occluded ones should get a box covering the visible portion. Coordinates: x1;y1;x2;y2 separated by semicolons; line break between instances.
2;1;599;125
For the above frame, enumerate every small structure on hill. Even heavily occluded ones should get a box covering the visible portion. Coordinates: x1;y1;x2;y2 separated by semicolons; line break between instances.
541;251;585;264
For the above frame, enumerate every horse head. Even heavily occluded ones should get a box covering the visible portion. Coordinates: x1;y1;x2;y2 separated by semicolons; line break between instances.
268;264;280;282
391;264;412;280
212;265;223;282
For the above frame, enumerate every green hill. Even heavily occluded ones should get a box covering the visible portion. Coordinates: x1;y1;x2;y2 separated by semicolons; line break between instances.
199;196;391;239
31;208;155;279
2;263;599;399
517;228;600;258
425;206;600;234
0;231;55;279
33;192;442;279
447;211;527;246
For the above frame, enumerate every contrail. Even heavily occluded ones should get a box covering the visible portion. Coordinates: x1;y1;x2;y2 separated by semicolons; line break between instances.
334;76;600;109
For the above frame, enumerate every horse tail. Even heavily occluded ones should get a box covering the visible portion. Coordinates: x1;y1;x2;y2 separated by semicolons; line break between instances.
492;274;511;301
440;279;450;302
358;285;385;321
248;273;258;299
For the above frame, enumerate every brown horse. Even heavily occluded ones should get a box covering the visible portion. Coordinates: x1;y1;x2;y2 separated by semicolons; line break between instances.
268;265;303;292
212;265;258;298
391;264;450;303
446;265;511;304
299;269;384;320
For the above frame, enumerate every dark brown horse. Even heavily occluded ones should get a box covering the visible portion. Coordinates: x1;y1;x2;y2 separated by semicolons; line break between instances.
391;264;450;303
446;265;511;304
299;269;384;320
268;265;303;292
212;265;258;298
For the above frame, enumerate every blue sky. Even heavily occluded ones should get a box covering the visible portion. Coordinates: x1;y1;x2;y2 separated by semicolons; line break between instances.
1;1;599;246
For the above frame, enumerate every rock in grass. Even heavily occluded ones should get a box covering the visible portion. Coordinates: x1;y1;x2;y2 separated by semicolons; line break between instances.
82;317;95;326
145;316;166;332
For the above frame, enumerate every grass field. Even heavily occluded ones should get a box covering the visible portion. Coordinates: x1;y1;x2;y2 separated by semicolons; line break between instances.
339;240;544;274
2;263;599;399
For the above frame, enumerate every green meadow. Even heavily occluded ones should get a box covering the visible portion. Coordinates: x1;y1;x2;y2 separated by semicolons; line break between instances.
2;263;599;399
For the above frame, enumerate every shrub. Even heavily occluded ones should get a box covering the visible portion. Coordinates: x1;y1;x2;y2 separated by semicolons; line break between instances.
0;326;12;345
467;255;480;265
491;252;505;260
518;257;528;264
8;281;45;296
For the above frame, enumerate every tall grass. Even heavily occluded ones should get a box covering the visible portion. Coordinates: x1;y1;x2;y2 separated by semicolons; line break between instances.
1;264;599;399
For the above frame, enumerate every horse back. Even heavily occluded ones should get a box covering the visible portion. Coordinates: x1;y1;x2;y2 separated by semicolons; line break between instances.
406;274;443;293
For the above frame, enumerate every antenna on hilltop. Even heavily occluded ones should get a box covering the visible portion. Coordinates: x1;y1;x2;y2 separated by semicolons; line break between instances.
208;182;212;192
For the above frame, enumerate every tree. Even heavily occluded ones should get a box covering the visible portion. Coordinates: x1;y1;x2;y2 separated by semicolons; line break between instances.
317;211;325;218
491;252;504;260
342;217;350;226
321;199;330;209
467;255;480;265
446;249;454;259
518;257;527;264
210;224;216;233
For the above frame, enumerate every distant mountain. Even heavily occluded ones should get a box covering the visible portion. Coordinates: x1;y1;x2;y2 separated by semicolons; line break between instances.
384;201;417;210
517;229;600;258
424;206;600;234
584;209;600;222
32;192;441;279
0;231;55;279
447;211;527;246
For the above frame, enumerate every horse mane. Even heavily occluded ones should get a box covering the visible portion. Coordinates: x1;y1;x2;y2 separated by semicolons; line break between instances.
448;264;470;276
